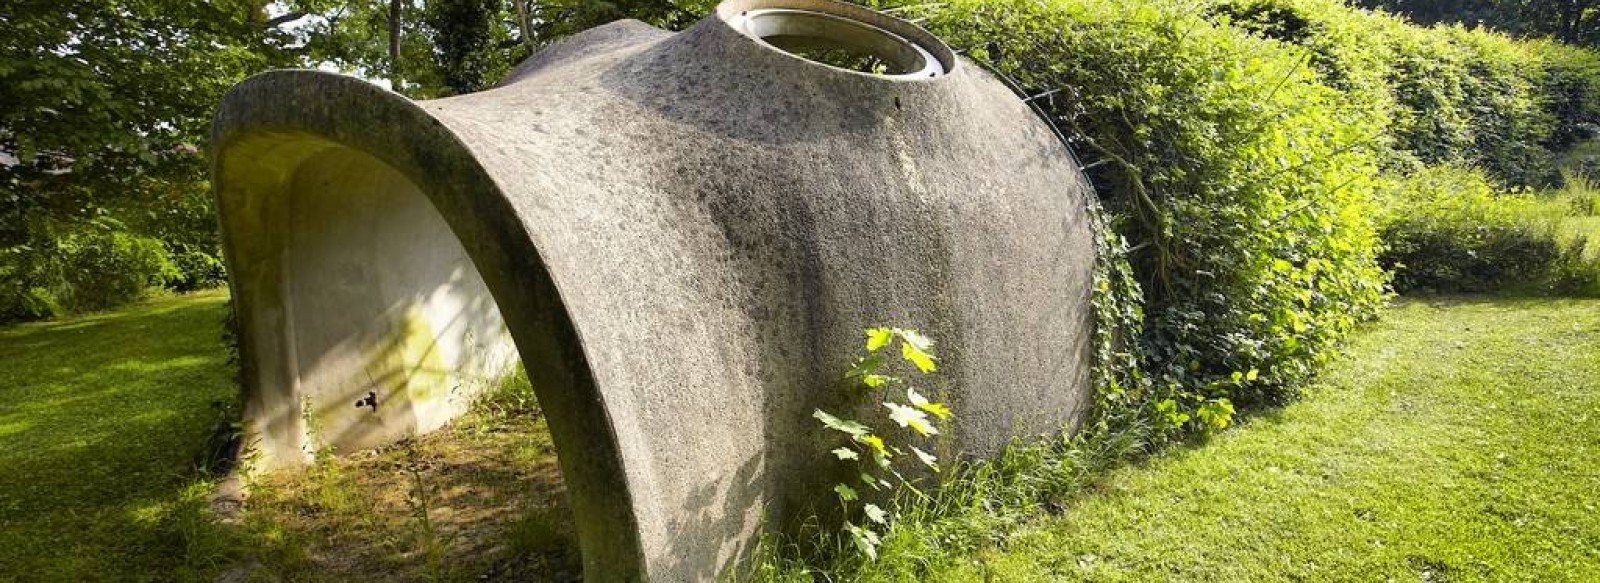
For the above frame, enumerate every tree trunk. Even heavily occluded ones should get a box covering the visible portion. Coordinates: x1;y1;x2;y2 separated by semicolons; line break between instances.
515;0;535;48
388;0;403;93
1559;0;1583;43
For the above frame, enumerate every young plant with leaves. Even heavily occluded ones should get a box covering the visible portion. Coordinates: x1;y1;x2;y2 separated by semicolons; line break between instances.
812;327;954;560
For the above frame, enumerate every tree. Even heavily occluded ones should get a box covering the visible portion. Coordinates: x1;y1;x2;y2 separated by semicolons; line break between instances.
1359;0;1600;47
0;0;306;319
423;0;519;95
0;0;657;321
390;0;404;89
524;0;712;41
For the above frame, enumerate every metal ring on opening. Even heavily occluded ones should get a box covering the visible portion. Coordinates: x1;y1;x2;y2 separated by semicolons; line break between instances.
733;8;947;78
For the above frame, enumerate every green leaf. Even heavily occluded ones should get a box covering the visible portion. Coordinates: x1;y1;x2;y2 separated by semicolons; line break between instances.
865;327;894;351
912;446;939;471
906;387;953;420
834;483;858;502
856;434;887;453
885;402;938;436
1245;368;1259;382
919;401;953;420
1198;398;1236;431
814;409;870;437
863;503;889;524
862;374;892;388
846;353;886;379
897;329;934;351
861;472;882;490
901;341;938;373
831;448;859;461
847;523;880;560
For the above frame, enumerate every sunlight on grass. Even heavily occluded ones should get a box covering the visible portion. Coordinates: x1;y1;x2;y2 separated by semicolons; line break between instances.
229;367;578;582
6;283;1597;581
0;289;236;581
0;291;577;582
925;298;1600;581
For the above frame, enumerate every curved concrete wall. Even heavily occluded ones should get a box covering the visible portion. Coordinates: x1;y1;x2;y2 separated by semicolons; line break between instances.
211;0;1097;579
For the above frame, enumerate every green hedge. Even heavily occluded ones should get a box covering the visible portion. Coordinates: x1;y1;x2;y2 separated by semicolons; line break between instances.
904;0;1600;437
1377;166;1589;293
1202;0;1600;189
919;0;1389;436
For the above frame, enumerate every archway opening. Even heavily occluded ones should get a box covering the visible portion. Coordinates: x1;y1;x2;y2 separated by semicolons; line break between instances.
219;140;582;580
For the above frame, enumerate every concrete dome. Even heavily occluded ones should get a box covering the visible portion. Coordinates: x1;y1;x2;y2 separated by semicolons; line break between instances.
211;0;1097;578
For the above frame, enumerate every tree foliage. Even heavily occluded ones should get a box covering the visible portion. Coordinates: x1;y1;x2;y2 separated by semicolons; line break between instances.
0;0;530;321
0;0;302;320
423;0;514;95
1357;0;1600;47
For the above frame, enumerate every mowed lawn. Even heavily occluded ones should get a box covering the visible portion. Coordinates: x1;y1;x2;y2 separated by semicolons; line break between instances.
931;298;1600;581
0;290;235;581
3;292;1598;581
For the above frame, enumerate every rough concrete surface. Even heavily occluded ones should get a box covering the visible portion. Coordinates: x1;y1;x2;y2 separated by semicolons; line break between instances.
210;0;1097;579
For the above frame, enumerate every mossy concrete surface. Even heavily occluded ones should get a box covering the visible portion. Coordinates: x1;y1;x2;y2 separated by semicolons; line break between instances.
211;0;1098;578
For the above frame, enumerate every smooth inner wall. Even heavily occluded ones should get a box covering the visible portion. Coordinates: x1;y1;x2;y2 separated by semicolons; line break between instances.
281;147;517;455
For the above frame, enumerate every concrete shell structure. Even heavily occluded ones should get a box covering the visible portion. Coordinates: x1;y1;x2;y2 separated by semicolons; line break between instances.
210;0;1097;579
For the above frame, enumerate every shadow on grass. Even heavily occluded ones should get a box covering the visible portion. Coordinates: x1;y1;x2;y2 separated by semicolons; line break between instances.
0;290;238;581
234;407;579;583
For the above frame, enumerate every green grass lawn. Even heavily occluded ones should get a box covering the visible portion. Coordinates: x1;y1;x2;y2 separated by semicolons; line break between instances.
4;292;1598;581
922;297;1600;581
0;290;236;581
0;291;575;582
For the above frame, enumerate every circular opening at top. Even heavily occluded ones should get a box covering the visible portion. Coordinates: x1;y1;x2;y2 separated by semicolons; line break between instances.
735;8;946;78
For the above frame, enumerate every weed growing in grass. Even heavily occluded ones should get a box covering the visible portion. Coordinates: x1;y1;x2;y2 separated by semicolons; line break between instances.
753;414;1155;580
465;364;539;431
404;446;455;582
813;327;954;560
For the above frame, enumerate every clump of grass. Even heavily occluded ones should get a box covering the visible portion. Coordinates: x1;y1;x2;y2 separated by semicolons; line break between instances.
750;419;1155;581
1558;170;1600;217
403;448;455;583
467;364;539;425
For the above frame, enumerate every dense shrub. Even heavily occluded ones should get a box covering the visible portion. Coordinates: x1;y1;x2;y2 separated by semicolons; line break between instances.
163;242;228;293
919;0;1389;424
1204;0;1600;189
60;228;180;311
1;182;224;324
121;184;229;292
0;224;178;321
1378;166;1593;292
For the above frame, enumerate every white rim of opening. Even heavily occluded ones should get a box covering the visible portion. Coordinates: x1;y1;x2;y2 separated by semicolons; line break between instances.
733;8;947;78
